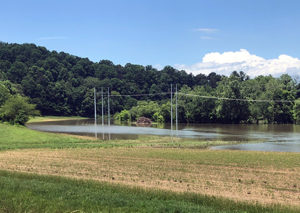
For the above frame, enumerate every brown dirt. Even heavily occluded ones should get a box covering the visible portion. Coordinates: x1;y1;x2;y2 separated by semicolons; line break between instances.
0;148;299;206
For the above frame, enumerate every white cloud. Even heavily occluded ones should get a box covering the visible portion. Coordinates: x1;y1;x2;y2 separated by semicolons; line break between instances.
175;49;300;78
37;36;68;41
194;28;218;33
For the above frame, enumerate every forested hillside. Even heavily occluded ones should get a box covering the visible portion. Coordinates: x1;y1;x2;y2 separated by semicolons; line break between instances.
0;42;299;124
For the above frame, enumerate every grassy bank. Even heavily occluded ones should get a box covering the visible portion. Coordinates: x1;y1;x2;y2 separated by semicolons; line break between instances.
27;116;88;123
0;122;243;150
0;123;97;150
0;170;296;213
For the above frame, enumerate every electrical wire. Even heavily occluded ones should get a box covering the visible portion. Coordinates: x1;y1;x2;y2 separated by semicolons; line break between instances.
96;91;295;103
177;93;294;103
100;92;171;97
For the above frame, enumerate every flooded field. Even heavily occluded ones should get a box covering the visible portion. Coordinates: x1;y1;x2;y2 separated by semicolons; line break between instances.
27;119;300;152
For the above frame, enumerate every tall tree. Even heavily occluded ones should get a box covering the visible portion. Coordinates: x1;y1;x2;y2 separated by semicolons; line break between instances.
215;75;250;123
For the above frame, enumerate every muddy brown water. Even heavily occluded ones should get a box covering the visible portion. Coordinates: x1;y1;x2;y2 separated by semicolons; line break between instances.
27;119;300;152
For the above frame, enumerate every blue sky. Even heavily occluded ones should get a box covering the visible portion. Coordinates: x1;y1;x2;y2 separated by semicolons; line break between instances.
1;0;300;77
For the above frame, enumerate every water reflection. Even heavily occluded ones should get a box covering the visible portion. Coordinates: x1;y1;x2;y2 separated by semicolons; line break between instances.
211;142;300;153
26;119;300;152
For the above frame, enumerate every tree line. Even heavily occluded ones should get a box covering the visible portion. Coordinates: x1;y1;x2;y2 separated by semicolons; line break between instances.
116;73;300;124
0;42;299;124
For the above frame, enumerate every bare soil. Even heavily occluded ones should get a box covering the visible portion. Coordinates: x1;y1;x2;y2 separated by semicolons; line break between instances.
0;148;299;206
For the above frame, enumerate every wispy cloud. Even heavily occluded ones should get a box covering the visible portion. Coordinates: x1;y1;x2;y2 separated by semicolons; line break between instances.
37;36;68;41
194;28;219;40
194;28;218;33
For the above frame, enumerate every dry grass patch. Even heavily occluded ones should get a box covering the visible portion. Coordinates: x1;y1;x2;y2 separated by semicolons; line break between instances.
0;148;299;207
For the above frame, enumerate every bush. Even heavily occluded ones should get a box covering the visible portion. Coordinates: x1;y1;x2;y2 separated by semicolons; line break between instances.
114;110;131;122
130;101;160;121
0;95;39;125
152;112;164;123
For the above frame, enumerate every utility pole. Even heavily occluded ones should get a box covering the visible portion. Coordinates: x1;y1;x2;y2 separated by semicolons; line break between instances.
170;84;173;141
94;87;97;139
108;87;111;140
176;84;178;137
101;87;104;140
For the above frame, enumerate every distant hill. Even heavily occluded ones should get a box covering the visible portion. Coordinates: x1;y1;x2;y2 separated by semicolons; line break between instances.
0;42;221;116
0;42;299;124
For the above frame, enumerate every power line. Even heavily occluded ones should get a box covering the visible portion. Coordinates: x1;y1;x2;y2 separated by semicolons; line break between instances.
102;90;294;104
109;92;171;97
94;88;295;116
178;93;294;103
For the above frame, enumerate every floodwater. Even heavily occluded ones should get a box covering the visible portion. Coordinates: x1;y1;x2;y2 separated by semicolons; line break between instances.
27;119;300;152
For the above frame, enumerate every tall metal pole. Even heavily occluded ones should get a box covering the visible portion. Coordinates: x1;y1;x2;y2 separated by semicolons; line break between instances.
108;87;111;140
170;84;173;140
94;87;97;139
176;84;178;137
101;87;104;140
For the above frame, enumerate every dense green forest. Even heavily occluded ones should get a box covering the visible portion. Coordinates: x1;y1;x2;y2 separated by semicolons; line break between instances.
0;42;299;124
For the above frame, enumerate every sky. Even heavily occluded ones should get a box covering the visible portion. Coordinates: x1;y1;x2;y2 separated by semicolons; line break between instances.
1;0;300;78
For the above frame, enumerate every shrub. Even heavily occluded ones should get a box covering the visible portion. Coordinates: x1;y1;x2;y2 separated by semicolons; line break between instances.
0;95;39;125
115;110;131;122
152;112;164;123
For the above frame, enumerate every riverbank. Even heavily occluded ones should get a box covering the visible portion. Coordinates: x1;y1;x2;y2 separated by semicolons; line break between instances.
27;116;88;123
1;122;241;150
0;121;299;212
26;117;300;151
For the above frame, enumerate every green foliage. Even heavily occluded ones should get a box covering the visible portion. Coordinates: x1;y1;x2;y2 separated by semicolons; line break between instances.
0;82;11;106
115;109;131;122
215;75;250;123
296;83;300;99
130;101;161;121
1;43;214;118
79;88;94;117
294;99;300;124
178;85;216;123
0;70;7;80
0;95;39;125
259;75;296;123
242;76;272;123
7;61;27;83
152;111;164;123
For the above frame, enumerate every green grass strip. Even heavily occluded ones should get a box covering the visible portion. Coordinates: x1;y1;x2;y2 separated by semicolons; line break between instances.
0;170;297;213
